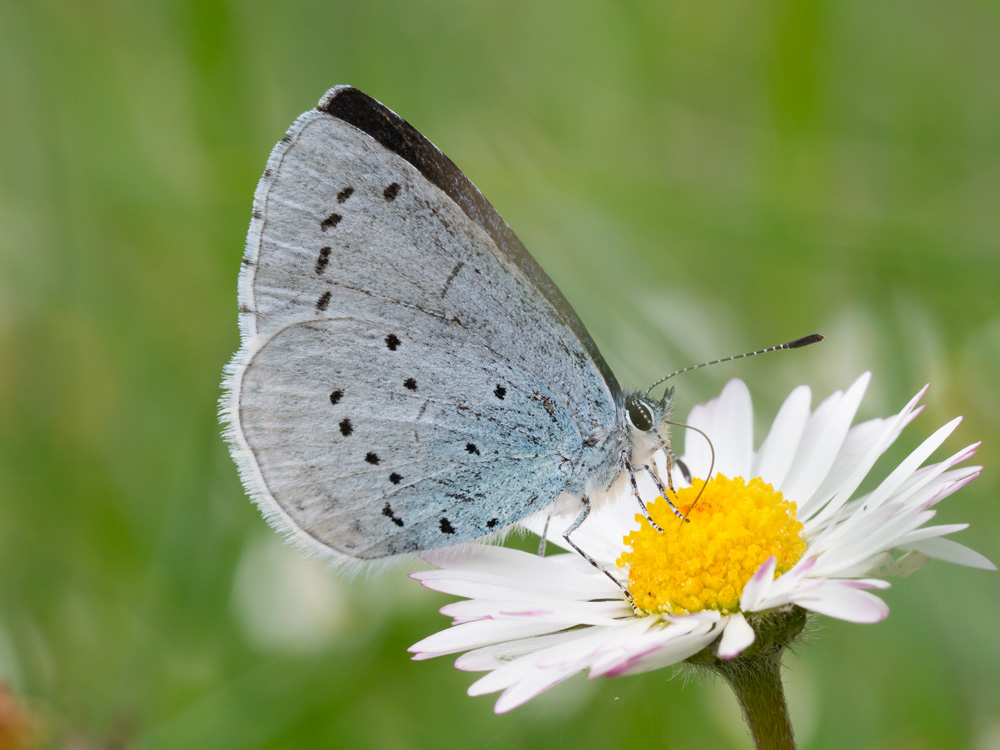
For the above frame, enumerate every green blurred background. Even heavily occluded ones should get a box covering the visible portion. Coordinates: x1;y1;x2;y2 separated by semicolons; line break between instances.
1;1;998;748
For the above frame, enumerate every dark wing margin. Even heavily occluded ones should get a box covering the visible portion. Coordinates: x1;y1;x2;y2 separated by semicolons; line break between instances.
318;86;621;397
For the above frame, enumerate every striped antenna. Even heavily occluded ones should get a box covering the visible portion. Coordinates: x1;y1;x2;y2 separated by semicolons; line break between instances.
645;334;825;396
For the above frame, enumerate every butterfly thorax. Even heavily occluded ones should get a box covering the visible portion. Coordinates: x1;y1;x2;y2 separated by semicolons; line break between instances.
561;388;673;510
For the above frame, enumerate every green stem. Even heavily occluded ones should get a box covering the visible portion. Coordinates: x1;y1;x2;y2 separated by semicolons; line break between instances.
712;652;795;750
686;607;806;750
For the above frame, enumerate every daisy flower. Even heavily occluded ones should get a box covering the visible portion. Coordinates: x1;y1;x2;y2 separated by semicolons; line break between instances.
409;373;993;719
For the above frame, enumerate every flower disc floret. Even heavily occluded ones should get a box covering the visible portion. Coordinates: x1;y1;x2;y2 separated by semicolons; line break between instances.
619;475;806;615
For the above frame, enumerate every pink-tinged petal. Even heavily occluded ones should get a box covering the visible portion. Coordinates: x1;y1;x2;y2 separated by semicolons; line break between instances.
753;385;811;488
740;556;778;611
717;613;756;658
469;627;627;711
894;459;980;510
439;598;630;627
585;617;703;677
409;618;568;658
901;536;997;570
783;373;870;512
830;505;936;563
454;630;594;672
791;581;890;623
749;558;819;611
605;625;720;677
863;417;962;511
468;634;598;696
804;388;928;527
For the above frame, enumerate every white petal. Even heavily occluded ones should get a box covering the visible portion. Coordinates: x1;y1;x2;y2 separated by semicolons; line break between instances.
740;556;778;611
440;597;631;627
413;549;622;601
409;618;568;658
455;630;594;672
605;623;720;677
682;379;752;479
472;625;647;712
890;449;980;509
790;581;890;623
492;667;581;714
413;573;602;602
863;417;962;511
900;536;997;570
753;385;811;488
711;380;754;479
782;373;870;512
803;387;927;527
717;613;756;658
470;632;599;697
749;559;823;611
585;617;704;677
683;403;714;479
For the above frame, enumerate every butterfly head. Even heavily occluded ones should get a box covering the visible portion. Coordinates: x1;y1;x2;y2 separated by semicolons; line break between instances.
622;387;674;463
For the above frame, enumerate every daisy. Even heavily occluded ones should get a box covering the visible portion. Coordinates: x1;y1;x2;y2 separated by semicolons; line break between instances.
409;373;993;724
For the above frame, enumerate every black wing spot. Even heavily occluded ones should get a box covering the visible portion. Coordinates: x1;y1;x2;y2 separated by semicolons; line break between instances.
382;503;404;527
404;377;417;391
329;389;343;405
365;452;380;465
321;212;342;230
385;333;400;350
315;246;331;274
339;418;353;436
494;385;506;400
439;517;455;534
465;443;480;455
486;518;499;529
337;186;354;203
317;291;332;311
383;182;400;201
252;210;262;220
389;472;402;485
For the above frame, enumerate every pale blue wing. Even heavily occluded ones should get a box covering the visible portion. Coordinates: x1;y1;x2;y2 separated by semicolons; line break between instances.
224;87;623;561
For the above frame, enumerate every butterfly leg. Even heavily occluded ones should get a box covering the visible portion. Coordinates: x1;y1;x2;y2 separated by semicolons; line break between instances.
621;452;664;533
663;448;677;493
659;444;691;491
537;513;551;557
562;498;631;598
640;464;687;523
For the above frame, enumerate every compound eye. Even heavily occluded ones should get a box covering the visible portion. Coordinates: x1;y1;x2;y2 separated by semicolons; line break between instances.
625;396;654;432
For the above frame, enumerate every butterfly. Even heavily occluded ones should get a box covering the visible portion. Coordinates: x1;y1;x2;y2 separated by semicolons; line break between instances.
222;86;819;569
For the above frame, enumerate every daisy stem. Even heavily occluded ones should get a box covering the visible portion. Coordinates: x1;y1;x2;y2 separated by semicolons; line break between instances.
711;651;795;750
687;608;805;750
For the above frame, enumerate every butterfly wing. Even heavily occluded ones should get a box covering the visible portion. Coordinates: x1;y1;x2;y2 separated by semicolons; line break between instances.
224;87;621;560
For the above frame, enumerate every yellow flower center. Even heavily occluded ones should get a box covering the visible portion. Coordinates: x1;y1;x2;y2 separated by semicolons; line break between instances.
617;475;806;616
